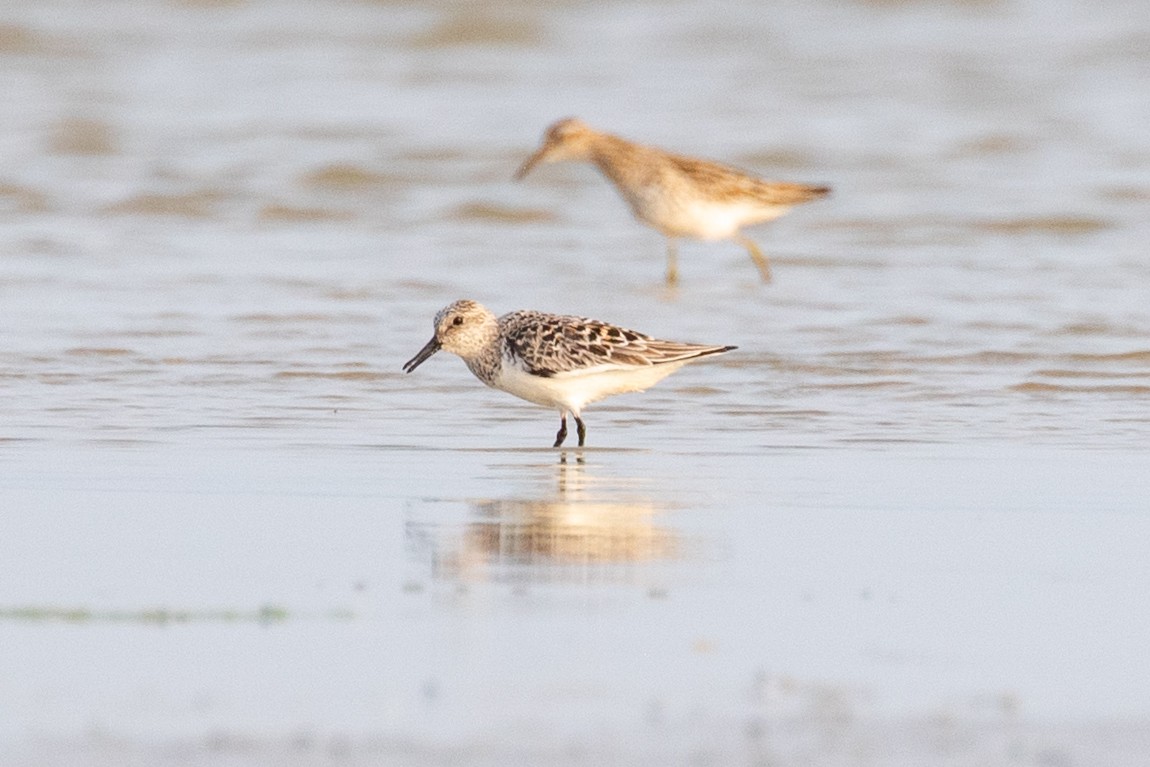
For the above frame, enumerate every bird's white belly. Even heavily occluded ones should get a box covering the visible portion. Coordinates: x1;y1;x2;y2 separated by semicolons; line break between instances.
493;361;687;414
631;193;783;240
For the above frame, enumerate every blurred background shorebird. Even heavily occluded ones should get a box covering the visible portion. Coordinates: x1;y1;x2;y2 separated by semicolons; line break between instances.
516;117;830;285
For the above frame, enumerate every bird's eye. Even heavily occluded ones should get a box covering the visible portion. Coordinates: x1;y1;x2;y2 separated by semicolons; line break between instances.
452;316;464;326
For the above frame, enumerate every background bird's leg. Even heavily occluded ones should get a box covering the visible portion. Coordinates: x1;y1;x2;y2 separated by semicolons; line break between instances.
575;416;587;447
735;234;772;283
553;413;569;447
665;238;679;286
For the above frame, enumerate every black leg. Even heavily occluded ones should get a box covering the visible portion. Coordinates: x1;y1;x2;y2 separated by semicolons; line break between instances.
553;414;568;448
575;416;587;447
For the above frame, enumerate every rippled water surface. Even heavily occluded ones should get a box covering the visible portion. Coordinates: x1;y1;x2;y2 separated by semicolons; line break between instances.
2;0;1149;764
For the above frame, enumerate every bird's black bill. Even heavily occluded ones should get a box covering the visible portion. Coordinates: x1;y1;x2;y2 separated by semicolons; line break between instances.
402;337;441;373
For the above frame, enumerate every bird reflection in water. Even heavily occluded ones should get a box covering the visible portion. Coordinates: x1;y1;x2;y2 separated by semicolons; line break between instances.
409;455;684;584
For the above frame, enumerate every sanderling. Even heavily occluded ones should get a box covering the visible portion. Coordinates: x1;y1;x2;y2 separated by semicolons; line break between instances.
515;117;830;285
402;299;735;447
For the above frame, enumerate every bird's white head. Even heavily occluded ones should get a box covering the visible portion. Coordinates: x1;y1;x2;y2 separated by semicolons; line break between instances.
403;299;499;372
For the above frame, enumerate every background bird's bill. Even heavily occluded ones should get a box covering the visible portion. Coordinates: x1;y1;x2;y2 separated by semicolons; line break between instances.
514;146;549;179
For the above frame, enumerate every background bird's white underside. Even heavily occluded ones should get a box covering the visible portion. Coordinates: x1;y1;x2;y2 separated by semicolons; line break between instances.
635;197;789;239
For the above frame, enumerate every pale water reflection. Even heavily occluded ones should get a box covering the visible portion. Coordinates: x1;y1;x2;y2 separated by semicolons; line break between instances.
408;454;685;583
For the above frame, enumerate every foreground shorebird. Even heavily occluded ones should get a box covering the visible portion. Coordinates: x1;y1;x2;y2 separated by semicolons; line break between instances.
516;117;830;285
402;300;735;447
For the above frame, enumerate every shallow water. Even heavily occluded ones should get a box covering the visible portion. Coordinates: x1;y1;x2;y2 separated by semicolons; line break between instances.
2;0;1150;764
